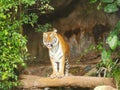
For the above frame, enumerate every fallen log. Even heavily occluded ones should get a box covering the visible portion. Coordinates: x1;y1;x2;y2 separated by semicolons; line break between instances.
19;74;116;89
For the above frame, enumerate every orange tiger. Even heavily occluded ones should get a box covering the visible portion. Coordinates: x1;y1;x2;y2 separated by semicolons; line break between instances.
43;28;70;78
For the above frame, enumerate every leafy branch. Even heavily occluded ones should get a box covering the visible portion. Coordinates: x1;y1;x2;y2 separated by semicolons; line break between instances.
90;0;120;13
89;0;120;89
0;0;53;89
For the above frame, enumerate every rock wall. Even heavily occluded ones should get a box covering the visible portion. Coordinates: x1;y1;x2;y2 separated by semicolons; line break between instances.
23;0;119;64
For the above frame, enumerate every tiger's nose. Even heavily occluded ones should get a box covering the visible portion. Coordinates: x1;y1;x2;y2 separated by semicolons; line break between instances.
49;44;53;47
47;43;53;48
51;44;53;47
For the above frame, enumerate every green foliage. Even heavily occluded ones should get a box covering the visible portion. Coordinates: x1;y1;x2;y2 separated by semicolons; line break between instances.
0;0;53;89
101;49;112;65
0;1;28;90
107;35;118;50
116;0;120;6
97;49;120;88
111;64;120;89
107;21;120;50
36;23;52;32
21;0;35;6
0;31;27;90
104;3;118;13
22;13;38;27
89;0;120;88
101;0;114;3
96;21;120;89
39;0;54;14
20;0;54;13
89;0;97;3
89;0;120;13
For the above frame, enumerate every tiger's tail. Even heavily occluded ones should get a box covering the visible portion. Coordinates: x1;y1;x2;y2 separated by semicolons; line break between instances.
65;58;70;76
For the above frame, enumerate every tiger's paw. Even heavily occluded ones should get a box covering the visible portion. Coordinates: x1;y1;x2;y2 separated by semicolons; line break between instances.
50;74;57;79
57;73;64;78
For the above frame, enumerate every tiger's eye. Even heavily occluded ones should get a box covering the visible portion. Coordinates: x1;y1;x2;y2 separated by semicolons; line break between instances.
54;38;56;42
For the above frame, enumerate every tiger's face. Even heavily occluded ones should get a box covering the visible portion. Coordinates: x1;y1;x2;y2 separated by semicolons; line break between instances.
43;29;58;49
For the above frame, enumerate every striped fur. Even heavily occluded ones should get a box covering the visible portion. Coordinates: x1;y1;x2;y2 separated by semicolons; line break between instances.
43;28;70;78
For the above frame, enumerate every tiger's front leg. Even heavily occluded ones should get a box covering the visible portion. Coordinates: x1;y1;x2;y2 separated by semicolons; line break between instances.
50;59;58;78
57;56;65;78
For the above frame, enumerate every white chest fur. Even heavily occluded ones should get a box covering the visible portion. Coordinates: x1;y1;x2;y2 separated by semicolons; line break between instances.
49;43;63;62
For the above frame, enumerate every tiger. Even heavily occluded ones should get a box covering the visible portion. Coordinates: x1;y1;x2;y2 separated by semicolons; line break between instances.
43;28;70;78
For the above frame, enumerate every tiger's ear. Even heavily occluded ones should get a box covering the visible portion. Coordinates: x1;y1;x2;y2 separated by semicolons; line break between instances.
53;28;57;33
43;32;47;37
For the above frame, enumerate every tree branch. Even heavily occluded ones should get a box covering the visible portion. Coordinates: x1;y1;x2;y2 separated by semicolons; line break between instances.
19;74;116;89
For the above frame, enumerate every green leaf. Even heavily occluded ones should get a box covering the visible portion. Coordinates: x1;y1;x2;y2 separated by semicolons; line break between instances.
21;0;35;6
97;2;102;10
107;35;118;50
101;49;108;64
104;4;119;13
101;49;112;65
89;0;97;3
116;0;120;6
0;0;52;89
0;13;6;19
2;71;8;80
101;0;114;3
117;41;120;46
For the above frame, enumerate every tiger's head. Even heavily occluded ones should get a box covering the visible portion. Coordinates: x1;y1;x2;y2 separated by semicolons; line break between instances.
43;28;59;49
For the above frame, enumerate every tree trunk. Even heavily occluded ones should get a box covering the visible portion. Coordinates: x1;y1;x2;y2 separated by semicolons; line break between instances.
19;74;116;89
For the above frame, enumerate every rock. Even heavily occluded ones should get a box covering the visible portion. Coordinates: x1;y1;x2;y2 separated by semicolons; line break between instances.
94;85;117;90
